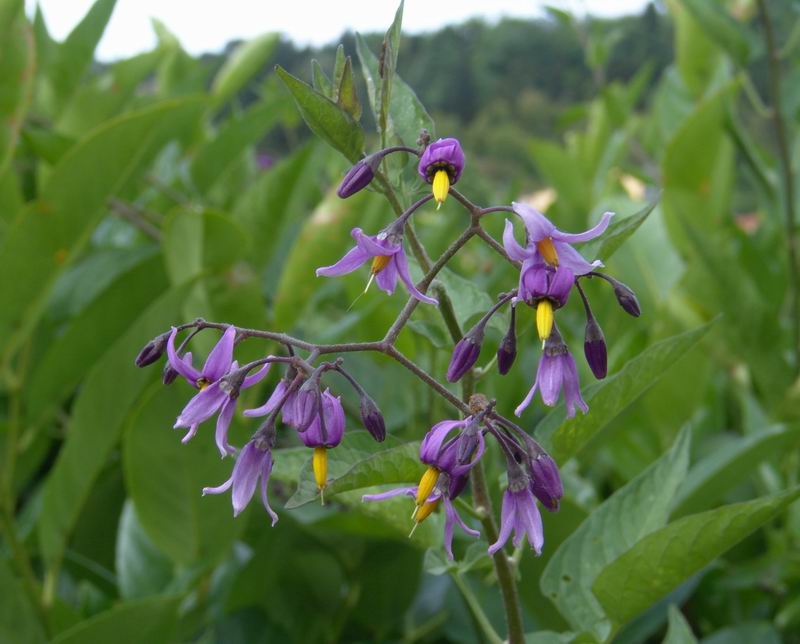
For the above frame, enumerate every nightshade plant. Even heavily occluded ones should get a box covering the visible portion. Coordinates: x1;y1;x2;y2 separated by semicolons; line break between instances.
137;131;642;641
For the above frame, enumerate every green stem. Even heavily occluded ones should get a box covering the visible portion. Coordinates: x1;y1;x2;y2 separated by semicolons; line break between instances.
451;572;504;644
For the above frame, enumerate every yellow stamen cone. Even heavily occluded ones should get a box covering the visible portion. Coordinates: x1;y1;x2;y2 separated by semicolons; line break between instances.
370;255;391;274
432;169;450;209
415;466;440;507
536;300;554;343
313;447;328;503
409;499;440;537
536;237;559;266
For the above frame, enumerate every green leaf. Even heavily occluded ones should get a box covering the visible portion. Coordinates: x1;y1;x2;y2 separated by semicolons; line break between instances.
50;596;181;644
311;59;333;97
355;32;433;146
336;56;362;121
123;384;242;565
662;605;697;644
285;431;410;509
672;424;800;517
377;1;404;140
211;33;278;107
593;487;800;627
581;200;658;263
0;557;46;644
115;501;174;600
25;253;168;422
537;322;712;462
0;97;206;365
679;0;752;66
434;265;506;334
524;632;585;644
50;0;118;109
276;65;363;162
0;11;34;175
540;427;691;641
702;622;782;644
37;284;190;568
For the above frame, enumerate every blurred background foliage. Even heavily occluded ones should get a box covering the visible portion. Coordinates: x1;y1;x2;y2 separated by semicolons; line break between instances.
1;0;800;642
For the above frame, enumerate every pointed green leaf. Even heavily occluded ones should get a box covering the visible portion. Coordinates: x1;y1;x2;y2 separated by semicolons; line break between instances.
593;487;800;626
337;56;362;121
0;557;46;644
663;606;697;644
376;1;404;139
50;596;181;644
581;200;658;263
0;11;34;175
679;0;752;66
540;428;691;641
331;44;346;98
537;322;712;462
211;33;278;107
311;59;333;97
276;65;363;162
115;501;174;600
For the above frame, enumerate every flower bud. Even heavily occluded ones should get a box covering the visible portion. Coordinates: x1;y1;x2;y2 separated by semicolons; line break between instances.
162;362;179;385
359;394;386;442
584;317;607;379
529;453;563;512
337;158;375;198
497;307;517;375
455;420;481;466
613;281;641;317
446;325;484;382
135;332;169;367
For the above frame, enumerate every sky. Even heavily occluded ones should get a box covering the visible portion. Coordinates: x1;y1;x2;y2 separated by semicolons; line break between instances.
25;0;652;62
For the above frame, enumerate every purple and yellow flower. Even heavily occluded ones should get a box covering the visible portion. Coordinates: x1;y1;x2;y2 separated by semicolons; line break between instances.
203;439;278;525
316;227;437;305
418;138;465;209
515;327;587;418
167;326;270;456
297;389;345;499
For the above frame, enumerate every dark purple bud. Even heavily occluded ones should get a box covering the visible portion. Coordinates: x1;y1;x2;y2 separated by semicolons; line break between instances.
447;326;484;382
162;362;179;385
584;317;607;379
529;454;563;512
294;380;320;432
455;420;480;466
135;332;169;367
359;394;386;442
497;307;517;375
337;158;375;198
613;281;641;317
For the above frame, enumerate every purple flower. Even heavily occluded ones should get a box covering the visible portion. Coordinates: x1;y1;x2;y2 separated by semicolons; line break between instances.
298;389;345;448
488;484;544;556
515;330;588;418
502;204;613;276
529;453;564;512
518;264;574;308
244;378;298;425
417;138;465;208
420;419;485;476
315;227;437;305
167;326;269;456
203;439;278;525
446;332;483;382
362;484;479;560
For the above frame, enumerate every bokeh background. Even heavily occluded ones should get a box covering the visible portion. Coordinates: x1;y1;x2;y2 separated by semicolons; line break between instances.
1;0;800;642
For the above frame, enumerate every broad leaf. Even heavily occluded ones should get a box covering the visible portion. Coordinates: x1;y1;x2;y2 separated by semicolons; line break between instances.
0;557;46;644
115;501;174;600
211;33;278;108
593;488;800;626
679;0;752;66
540;427;691;641
662;605;697;644
0;10;34;175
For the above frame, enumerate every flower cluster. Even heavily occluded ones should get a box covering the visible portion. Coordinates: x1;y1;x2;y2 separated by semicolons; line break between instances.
136;134;640;563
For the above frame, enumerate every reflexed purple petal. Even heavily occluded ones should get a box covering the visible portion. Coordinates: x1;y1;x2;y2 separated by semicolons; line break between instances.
488;489;515;555
231;442;263;516
281;391;299;427
514;378;539;417
180;424;199;444
394;248;438;305
202;477;233;496
443;497;480;559
167;328;201;383
553;241;602;276
242;361;271;388
215;397;237;457
315;245;371;277
562;352;588;417
420;420;466;464
502;219;530;262
352;228;400;256
175;383;227;427
538;354;563;407
203;325;236;382
362;486;417;502
375;259;398;294
551;211;614;244
244;380;288;417
547;266;574;307
260;452;279;526
513;489;543;553
512;202;555;241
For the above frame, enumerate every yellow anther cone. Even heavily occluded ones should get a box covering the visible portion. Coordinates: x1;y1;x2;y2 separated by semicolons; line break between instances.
536;237;559;266
370;254;391;274
415;465;440;507
313;447;328;503
536;300;554;342
432;169;450;209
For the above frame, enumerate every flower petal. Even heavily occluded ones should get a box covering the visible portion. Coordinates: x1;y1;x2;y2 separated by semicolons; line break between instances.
375;259;398;294
179;424;199;444
242;361;271;389
488;489;515;555
203;325;236;382
353;228;400;256
553;241;602;276
562;352;589;418
551;211;614;243
231;442;263;516
166;327;201;383
260;452;279;526
362;486;417;502
394;248;438;305
512;202;555;241
315;245;371;277
502;219;530;262
538;354;564;407
420;419;466;464
202;476;233;496
174;383;226;428
515;378;539;417
215;397;237;457
244;380;288;417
